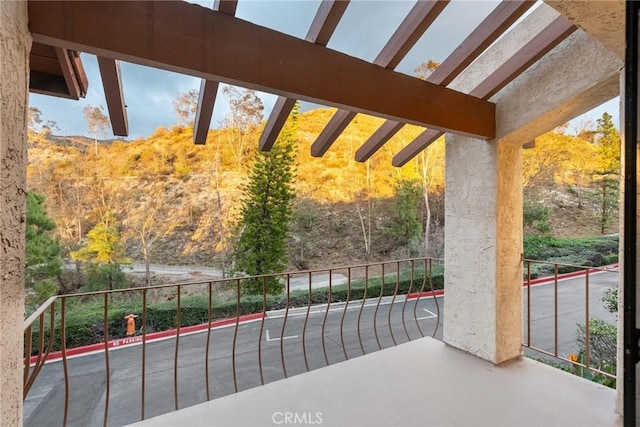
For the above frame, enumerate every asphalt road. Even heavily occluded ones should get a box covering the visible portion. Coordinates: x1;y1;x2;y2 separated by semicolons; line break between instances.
24;269;618;427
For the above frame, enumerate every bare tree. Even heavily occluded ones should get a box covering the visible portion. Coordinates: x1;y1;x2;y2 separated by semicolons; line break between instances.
173;89;198;127
83;104;109;156
221;85;264;165
413;60;441;256
124;187;175;286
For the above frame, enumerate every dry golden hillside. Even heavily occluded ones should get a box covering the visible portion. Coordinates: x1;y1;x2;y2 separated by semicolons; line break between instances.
27;108;615;272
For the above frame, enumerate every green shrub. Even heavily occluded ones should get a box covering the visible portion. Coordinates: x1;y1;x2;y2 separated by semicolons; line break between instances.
523;200;552;234
523;234;618;278
601;288;618;314
576;318;617;369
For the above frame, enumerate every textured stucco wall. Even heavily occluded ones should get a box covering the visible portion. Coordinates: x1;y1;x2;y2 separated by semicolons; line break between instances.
0;0;30;425
545;0;624;59
448;4;561;95
449;2;622;148
493;29;622;146
443;135;522;364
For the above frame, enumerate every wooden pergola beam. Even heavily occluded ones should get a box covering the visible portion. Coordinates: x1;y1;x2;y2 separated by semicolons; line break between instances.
97;57;128;136
259;0;349;151
28;1;494;139
29;71;73;98
392;15;576;167
193;0;238;145
354;120;404;162
355;0;535;163
310;0;451;157
54;47;81;100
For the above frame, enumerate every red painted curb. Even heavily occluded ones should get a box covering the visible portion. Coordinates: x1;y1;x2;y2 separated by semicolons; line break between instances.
28;312;264;364
406;289;444;300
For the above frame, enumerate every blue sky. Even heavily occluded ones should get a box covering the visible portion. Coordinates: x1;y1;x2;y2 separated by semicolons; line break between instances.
29;0;619;140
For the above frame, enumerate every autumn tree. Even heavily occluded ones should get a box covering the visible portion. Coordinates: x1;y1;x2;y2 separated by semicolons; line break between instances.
173;89;198;127
232;106;297;295
71;212;130;291
28;107;58;143
222;86;264;165
83;104;110;156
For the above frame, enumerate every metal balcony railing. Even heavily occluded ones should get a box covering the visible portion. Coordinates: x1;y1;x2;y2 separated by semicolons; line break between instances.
522;258;618;384
23;257;443;427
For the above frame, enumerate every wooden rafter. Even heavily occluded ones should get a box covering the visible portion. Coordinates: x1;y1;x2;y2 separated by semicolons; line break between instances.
354;120;405;162
310;0;450;157
355;0;536;162
259;0;349;151
193;0;238;145
28;1;495;139
392;15;577;167
30;42;88;99
97;57;128;136
54;47;81;99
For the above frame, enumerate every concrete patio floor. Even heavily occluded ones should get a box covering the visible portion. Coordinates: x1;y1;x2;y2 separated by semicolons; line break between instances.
129;337;621;426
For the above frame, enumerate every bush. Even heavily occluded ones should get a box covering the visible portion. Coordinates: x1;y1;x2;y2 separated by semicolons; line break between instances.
576;318;617;369
523;234;618;278
601;288;618;314
523;200;552;234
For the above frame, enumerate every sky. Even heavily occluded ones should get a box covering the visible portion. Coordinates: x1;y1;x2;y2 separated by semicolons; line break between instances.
29;0;620;140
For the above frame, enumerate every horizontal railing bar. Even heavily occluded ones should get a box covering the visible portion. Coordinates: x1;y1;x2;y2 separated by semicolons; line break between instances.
57;257;445;299
23;296;58;330
521;259;618;273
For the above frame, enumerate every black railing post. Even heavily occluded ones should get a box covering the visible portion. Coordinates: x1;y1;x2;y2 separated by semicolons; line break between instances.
624;2;639;425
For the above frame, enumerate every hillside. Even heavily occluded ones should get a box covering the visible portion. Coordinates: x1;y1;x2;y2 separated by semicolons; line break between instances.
27;108;618;277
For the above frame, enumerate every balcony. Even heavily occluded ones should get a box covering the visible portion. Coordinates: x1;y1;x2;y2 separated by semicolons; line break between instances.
129;337;619;427
23;258;622;426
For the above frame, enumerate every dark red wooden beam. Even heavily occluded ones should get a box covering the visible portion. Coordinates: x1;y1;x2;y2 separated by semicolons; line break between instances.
259;0;350;151
97;57;128;136
392;15;576;167
28;1;495;137
310;0;450;157
193;0;238;144
356;0;536;163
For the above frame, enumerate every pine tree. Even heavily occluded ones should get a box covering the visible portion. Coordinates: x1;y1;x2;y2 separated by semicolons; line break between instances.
232;106;297;295
592;112;620;234
25;191;62;285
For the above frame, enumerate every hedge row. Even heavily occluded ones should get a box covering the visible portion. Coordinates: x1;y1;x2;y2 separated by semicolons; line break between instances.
523;234;618;278
27;269;444;354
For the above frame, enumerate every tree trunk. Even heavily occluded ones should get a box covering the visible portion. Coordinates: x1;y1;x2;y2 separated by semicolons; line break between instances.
601;179;607;234
143;248;151;286
424;189;431;257
355;194;370;260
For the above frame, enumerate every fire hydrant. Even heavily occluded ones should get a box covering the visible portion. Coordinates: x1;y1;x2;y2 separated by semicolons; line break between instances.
124;314;138;336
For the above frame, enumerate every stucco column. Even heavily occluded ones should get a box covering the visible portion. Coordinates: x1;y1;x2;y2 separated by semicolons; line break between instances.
443;135;523;364
0;0;30;425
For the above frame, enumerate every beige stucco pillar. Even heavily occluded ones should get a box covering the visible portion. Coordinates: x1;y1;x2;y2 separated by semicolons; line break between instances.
443;135;523;364
0;0;30;425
